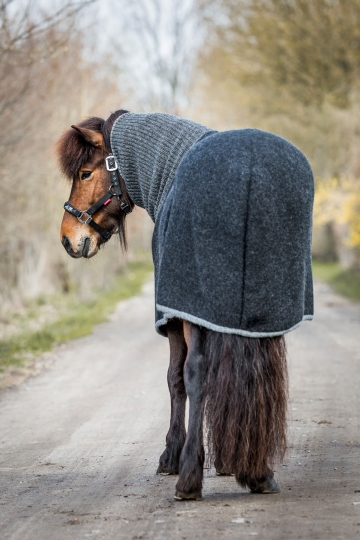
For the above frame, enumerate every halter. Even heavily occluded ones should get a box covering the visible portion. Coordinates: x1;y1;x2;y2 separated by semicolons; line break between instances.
63;155;132;241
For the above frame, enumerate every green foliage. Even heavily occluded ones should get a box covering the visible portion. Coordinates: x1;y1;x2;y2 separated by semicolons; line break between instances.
198;0;360;180
0;261;153;372
312;260;360;302
210;0;360;108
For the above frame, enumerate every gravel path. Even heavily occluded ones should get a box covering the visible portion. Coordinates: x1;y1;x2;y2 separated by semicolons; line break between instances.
0;279;359;539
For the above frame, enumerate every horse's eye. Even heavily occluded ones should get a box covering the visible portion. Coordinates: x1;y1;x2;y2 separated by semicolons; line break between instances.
81;171;92;180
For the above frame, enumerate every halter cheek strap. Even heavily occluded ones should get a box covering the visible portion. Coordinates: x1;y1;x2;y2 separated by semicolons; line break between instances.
63;155;132;241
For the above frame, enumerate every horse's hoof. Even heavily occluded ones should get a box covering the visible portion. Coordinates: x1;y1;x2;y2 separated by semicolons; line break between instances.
174;490;202;501
249;475;280;494
216;469;235;476
156;463;178;475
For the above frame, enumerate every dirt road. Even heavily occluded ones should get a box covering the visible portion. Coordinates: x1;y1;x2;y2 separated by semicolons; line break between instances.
1;279;360;539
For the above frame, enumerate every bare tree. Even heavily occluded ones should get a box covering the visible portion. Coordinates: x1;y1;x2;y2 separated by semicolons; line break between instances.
111;0;202;113
0;1;102;303
200;0;360;109
0;0;96;123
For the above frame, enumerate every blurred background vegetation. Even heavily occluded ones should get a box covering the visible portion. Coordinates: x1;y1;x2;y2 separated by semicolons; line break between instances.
0;0;359;373
195;0;360;273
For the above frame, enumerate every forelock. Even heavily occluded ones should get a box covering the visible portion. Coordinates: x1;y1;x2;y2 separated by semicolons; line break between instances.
55;117;104;180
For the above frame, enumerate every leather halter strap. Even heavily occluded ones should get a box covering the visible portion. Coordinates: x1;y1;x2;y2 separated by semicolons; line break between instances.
63;155;132;241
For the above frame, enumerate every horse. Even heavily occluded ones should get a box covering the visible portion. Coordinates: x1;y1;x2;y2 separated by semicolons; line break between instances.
57;109;313;500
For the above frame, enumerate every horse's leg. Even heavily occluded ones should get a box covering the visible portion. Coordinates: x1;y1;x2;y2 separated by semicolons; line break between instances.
247;468;280;493
214;460;234;476
215;464;279;493
157;319;187;475
175;321;206;500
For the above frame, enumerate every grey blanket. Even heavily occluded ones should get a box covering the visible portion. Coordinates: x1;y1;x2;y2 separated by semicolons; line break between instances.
153;128;314;337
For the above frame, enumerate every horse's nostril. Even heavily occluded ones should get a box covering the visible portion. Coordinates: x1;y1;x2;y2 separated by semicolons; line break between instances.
82;237;91;257
62;235;71;253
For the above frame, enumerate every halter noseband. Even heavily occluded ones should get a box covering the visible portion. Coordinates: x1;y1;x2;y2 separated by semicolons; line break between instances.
63;155;132;241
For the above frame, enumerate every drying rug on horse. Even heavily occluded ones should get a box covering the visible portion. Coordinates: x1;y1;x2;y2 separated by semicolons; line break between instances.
111;112;314;338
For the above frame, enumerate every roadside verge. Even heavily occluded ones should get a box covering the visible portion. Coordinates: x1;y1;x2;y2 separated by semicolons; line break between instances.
312;260;360;302
0;260;153;388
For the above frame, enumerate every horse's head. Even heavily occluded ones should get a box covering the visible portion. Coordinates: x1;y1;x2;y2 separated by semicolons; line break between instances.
56;113;132;259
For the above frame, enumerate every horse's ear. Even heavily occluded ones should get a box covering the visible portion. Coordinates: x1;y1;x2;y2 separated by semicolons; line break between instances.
71;125;103;148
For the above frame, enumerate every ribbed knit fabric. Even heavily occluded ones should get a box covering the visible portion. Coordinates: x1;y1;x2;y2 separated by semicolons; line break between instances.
110;112;214;222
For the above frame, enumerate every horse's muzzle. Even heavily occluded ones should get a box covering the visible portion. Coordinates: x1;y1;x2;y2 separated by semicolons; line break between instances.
61;235;93;258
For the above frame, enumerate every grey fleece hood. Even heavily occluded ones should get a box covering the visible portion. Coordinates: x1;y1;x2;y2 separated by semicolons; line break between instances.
110;112;214;222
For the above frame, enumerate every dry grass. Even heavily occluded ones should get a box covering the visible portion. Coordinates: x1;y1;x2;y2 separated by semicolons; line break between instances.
312;260;360;302
0;261;153;376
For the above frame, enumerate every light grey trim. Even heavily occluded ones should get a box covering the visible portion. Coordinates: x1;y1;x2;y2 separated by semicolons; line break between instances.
156;304;313;338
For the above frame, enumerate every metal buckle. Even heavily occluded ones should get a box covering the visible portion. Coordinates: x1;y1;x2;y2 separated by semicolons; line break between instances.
120;201;132;214
105;155;118;171
77;212;92;225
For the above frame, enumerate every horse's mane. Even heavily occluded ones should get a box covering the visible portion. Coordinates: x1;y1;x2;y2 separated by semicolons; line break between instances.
56;110;128;181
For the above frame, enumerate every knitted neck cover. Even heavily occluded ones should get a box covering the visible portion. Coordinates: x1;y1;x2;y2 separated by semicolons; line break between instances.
110;112;213;222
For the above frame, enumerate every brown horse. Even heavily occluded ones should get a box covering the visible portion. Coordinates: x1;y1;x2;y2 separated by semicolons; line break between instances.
56;110;288;500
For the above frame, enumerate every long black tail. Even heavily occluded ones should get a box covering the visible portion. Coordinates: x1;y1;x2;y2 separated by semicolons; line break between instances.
203;331;288;487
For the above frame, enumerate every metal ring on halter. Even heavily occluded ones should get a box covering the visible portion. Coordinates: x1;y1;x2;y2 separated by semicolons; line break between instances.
77;212;92;225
